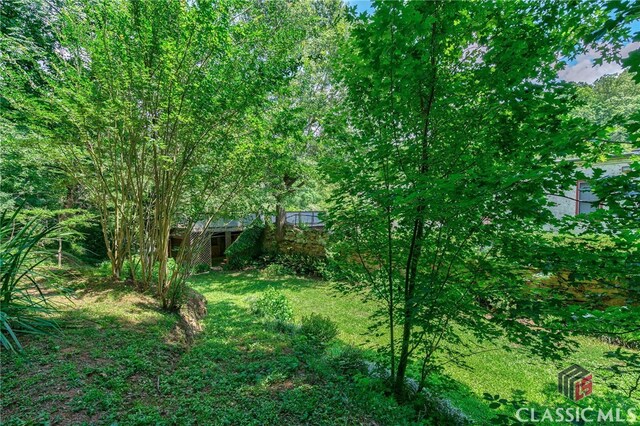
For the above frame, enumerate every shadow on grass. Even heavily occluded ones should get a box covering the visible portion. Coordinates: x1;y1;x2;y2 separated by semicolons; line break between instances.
1;306;181;425
3;287;422;425
191;270;324;296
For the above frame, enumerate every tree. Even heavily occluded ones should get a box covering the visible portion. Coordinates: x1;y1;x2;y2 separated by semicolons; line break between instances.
573;71;640;147
1;0;311;309
325;0;638;399
253;0;345;242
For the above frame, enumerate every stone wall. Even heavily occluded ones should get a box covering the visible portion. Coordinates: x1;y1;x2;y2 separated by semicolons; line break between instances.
263;225;326;257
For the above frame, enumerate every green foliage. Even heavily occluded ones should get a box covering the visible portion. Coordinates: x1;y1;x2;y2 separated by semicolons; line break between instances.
2;270;422;424
260;262;294;278
250;287;293;324
97;260;112;277
299;313;338;347
0;205;58;352
329;346;368;376
99;256;179;287
190;270;640;423
224;221;265;270
1;0;315;308
603;348;640;401
572;72;640;147
262;252;327;277
194;263;210;274
325;0;639;400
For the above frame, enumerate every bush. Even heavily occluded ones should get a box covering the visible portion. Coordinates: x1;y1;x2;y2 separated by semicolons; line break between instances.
260;252;327;277
250;288;293;323
0;206;59;352
260;263;294;278
97;260;112;276
119;255;178;290
300;313;338;347
194;263;210;274
330;346;368;375
224;220;265;270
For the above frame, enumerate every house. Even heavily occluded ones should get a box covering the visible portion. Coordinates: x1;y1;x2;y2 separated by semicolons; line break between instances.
169;211;323;267
547;153;636;220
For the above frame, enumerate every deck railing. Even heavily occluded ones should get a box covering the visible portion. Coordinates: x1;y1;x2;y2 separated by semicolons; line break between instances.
282;211;323;227
194;211;324;232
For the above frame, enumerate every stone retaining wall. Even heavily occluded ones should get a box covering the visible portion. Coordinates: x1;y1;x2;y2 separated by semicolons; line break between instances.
263;225;326;257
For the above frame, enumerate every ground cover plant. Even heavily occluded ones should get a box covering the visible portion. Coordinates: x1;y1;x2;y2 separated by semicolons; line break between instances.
1;271;423;425
5;269;636;424
188;270;640;424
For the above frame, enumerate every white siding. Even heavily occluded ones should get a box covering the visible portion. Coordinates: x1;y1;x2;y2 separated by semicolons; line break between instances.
547;159;631;220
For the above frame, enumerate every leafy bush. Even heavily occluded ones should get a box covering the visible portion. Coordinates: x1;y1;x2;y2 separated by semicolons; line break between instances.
250;288;293;323
261;252;326;277
300;313;338;347
260;263;294;278
122;256;142;281
194;263;210;274
330;346;368;375
97;260;112;276
104;256;178;285
224;220;265;270
0;206;59;352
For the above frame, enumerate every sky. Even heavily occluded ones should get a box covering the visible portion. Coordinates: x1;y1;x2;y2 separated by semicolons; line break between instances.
345;0;640;84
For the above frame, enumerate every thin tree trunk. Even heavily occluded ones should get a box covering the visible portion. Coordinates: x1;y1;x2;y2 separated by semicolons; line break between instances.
387;206;396;382
57;237;63;268
275;202;286;243
275;175;297;244
394;214;425;397
57;184;77;269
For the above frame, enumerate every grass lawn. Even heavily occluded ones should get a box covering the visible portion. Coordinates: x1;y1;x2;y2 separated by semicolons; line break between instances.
1;272;417;425
2;269;637;425
190;270;638;424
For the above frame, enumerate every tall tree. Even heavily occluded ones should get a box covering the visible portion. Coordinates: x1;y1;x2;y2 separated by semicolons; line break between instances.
256;0;345;242
325;0;638;399
2;0;310;308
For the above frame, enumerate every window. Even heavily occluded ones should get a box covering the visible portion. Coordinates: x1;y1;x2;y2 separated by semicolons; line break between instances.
576;181;599;214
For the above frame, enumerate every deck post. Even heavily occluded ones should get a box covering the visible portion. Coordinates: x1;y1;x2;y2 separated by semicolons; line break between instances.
225;231;232;252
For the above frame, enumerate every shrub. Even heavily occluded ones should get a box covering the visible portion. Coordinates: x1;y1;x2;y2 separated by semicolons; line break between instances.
110;256;178;285
300;313;338;347
122;256;142;281
260;252;327;277
250;288;293;323
194;263;210;274
260;263;294;278
330;346;368;375
97;260;112;276
0;206;59;352
224;220;265;270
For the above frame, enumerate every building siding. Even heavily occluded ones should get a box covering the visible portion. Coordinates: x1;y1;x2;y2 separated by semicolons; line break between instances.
547;159;631;220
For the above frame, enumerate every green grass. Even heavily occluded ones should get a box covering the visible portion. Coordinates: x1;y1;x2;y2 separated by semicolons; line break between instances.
2;269;637;425
1;274;419;425
190;270;639;424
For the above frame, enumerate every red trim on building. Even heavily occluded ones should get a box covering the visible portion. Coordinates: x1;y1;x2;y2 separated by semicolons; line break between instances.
575;180;584;216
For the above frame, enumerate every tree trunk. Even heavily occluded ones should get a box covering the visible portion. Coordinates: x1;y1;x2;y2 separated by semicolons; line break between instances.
56;184;78;269
57;238;63;268
275;202;286;243
275;174;298;244
157;217;171;309
394;214;425;398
